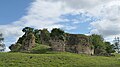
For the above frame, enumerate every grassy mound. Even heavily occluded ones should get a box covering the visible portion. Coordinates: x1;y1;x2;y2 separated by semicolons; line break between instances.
0;52;120;67
31;44;51;54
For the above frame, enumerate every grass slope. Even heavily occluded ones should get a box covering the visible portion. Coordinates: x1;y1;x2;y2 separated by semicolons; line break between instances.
0;52;120;67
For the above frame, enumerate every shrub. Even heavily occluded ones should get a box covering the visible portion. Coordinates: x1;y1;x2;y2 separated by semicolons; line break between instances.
9;43;22;52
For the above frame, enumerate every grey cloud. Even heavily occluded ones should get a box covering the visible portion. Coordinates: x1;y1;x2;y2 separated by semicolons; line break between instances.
91;1;120;38
43;0;114;9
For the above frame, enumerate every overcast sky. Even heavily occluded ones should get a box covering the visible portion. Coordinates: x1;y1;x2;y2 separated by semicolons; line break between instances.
0;0;120;50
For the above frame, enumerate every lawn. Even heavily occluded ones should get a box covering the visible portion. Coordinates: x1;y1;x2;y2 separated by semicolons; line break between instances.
0;52;120;67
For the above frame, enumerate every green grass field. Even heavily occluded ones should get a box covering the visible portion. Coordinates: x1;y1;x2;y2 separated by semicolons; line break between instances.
0;52;120;67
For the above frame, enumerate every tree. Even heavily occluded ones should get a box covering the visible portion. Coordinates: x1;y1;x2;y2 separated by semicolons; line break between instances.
113;37;120;53
22;27;34;34
0;33;6;51
50;28;65;41
9;43;22;52
91;34;106;54
105;42;115;53
34;29;41;44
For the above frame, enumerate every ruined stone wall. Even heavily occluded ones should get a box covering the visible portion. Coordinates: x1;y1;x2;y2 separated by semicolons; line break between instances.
65;34;94;55
21;33;35;51
49;40;65;52
10;33;36;52
10;30;94;55
48;34;94;55
75;45;94;54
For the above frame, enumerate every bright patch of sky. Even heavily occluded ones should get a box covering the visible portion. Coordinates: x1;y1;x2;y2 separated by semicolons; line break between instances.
60;13;100;34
